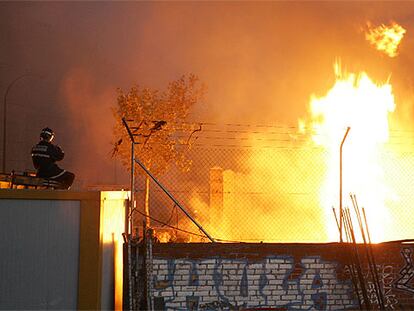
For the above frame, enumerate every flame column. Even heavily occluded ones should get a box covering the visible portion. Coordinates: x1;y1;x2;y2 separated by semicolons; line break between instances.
209;167;224;224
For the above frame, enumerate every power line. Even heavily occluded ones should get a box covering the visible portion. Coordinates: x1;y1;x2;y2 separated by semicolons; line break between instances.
133;209;274;243
133;209;208;239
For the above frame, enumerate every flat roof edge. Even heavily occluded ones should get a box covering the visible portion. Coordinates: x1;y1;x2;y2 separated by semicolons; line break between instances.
0;189;102;200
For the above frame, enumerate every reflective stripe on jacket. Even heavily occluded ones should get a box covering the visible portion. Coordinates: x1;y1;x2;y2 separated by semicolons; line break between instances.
31;140;65;178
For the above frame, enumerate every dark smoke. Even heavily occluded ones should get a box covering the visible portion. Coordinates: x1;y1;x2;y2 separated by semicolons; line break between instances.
1;1;414;187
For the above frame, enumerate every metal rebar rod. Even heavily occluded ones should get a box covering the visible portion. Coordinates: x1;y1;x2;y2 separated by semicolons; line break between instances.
339;127;351;243
345;208;371;310
350;195;382;308
341;209;363;310
363;208;386;310
352;195;385;309
333;207;340;232
134;157;215;243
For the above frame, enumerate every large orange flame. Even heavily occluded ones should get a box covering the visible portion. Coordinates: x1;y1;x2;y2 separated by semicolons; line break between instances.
365;21;406;58
309;62;396;242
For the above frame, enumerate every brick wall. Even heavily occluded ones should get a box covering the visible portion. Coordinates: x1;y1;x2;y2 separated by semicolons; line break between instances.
147;242;414;310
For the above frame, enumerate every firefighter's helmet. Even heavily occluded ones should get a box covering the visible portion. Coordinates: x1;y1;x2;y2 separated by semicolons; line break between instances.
40;127;55;142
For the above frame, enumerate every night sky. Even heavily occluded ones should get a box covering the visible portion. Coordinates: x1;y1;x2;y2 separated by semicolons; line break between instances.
2;1;414;187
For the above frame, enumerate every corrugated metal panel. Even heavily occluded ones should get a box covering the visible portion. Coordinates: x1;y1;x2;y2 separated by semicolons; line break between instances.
0;199;80;310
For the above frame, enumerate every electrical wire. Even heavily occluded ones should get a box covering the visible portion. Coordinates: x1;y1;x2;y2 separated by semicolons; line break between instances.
133;208;207;238
160;204;177;228
126;118;414;136
132;209;304;244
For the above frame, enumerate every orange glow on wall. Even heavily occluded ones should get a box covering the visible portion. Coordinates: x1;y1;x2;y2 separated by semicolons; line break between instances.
100;191;128;310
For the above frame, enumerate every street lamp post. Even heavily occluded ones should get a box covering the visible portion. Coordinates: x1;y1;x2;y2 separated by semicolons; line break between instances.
339;126;351;243
2;73;34;173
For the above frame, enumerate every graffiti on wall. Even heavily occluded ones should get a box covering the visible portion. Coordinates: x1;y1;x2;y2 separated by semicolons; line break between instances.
381;265;399;309
152;256;356;310
358;265;398;309
395;248;414;294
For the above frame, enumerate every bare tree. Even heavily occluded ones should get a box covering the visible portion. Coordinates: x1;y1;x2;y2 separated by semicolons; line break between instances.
112;74;205;232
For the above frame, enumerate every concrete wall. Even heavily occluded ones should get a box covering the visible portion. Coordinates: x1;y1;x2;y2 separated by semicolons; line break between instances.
149;242;414;310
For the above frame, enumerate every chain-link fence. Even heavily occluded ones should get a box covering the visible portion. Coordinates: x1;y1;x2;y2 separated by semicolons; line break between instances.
130;124;414;243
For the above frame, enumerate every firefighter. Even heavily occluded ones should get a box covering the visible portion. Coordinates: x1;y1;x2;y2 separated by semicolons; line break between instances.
31;127;75;189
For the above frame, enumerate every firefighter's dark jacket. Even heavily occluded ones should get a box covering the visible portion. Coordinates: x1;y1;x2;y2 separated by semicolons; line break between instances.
31;140;65;178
